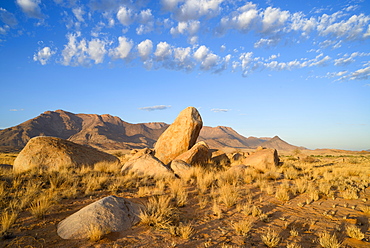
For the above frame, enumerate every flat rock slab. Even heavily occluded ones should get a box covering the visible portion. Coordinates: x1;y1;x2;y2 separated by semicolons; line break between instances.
57;196;142;239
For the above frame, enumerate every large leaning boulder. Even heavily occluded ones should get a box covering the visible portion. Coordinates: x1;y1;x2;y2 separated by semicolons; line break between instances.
13;136;120;172
154;107;203;165
242;148;279;172
174;141;210;166
57;196;142;239
121;153;174;178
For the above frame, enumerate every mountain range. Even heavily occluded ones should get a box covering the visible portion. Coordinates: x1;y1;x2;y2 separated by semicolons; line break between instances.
0;110;301;151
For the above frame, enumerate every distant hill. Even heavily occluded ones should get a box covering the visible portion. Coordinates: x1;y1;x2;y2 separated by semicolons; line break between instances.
0;110;301;151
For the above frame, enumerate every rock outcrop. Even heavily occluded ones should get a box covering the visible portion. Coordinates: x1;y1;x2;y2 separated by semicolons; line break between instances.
242;148;279;172
154;107;203;165
210;150;230;166
174;141;210;166
170;159;192;177
121;153;174;178
13;136;119;172
57;196;142;239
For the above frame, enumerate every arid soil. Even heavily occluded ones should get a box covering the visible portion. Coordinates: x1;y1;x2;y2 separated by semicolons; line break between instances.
1;149;370;248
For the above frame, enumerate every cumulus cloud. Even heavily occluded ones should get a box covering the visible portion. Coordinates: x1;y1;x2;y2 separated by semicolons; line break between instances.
136;9;154;35
154;41;172;60
109;36;133;60
61;33;109;66
170;0;224;21
33;46;56;65
261;6;290;34
215;3;258;35
117;6;132;26
193;45;219;70
16;0;43;19
88;39;107;64
139;105;171;111
170;20;200;36
137;39;153;60
211;108;230;112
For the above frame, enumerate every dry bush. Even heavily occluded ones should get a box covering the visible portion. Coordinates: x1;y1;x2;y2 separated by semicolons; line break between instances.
360;205;370;214
287;243;302;248
1;210;18;236
251;205;262;217
341;188;359;200
218;183;239;207
346;224;365;240
232;219;253;236
261;228;281;247
177;222;196;239
29;194;53;219
283;166;300;180
139;195;177;229
275;185;290;201
94;161;121;173
318;232;342;248
295;178;308;194
197;171;216;194
86;224;107;242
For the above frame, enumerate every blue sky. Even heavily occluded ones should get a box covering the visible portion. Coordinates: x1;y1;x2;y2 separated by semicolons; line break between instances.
0;0;369;150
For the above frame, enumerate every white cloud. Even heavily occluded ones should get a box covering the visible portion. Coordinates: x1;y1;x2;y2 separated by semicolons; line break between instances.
16;0;43;19
33;46;56;65
193;45;219;70
137;39;153;60
215;3;258;35
72;7;85;22
136;9;154;35
109;36;133;60
9;108;24;111
154;41;172;60
139;105;171;111
0;8;18;27
161;0;181;11
261;7;290;34
88;39;106;64
117;6;132;26
171;0;224;21
211;108;230;112
254;38;280;48
170;20;200;36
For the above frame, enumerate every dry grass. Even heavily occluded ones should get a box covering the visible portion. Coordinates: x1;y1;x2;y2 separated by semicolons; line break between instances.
261;228;281;247
345;224;365;240
218;182;239;207
139;195;177;229
232;219;253;236
1;210;18;236
318;232;342;248
86;223;106;242
29;194;54;219
1;150;370;247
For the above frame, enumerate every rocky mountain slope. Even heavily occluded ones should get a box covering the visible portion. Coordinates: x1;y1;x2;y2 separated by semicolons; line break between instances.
0;110;300;151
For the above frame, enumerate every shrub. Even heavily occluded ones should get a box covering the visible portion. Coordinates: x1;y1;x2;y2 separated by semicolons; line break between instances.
318;232;342;248
261;228;281;247
232;219;253;236
346;224;365;240
1;210;18;236
139;195;177;229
